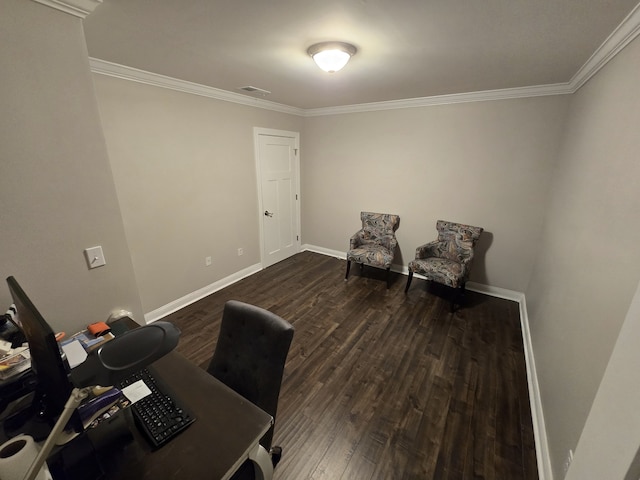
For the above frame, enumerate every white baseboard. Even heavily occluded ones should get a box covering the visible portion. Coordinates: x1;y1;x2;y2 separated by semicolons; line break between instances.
302;244;551;479
146;246;551;479
301;244;410;273
302;244;345;260
465;283;551;479
143;262;262;324
515;296;553;480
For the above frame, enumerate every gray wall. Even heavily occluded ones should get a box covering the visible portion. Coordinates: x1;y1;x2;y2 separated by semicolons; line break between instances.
527;35;640;479
0;0;142;333
301;97;570;292
93;75;303;314
566;281;640;480
94;77;572;312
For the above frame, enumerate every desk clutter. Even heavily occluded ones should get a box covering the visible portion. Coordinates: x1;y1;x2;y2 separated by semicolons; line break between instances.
49;319;194;448
59;323;115;369
76;387;130;431
1;279;281;480
0;316;116;383
0;308;112;384
61;322;114;353
0;296;193;444
0;305;30;383
0;347;30;382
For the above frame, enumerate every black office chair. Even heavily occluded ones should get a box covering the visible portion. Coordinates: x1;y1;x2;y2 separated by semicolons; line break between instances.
206;300;294;479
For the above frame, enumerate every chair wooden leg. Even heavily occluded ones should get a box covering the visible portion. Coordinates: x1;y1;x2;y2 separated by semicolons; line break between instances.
451;283;466;313
404;271;414;293
345;260;351;281
386;268;391;289
270;446;282;468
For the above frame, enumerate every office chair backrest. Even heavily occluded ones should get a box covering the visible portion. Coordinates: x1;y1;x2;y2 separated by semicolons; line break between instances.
206;300;294;450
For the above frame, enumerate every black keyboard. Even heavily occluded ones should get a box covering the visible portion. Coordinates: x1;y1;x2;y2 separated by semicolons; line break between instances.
118;367;195;449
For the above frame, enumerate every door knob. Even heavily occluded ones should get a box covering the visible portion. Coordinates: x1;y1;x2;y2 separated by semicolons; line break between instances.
264;210;274;217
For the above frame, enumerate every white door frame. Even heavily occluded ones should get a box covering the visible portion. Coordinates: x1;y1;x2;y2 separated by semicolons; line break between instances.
253;127;301;267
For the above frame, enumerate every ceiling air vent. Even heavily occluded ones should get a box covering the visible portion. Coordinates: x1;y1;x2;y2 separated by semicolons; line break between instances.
239;86;271;96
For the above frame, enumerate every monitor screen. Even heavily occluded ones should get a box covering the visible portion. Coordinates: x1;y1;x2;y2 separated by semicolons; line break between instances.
5;276;79;438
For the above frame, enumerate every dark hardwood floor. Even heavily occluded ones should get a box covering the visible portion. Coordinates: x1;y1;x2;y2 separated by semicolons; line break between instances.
163;251;538;480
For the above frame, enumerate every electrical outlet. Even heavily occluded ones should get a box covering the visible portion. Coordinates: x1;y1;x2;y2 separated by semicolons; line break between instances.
563;449;574;475
205;256;212;266
237;248;243;256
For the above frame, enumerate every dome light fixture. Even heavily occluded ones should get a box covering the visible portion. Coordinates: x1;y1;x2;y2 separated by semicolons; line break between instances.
307;41;357;73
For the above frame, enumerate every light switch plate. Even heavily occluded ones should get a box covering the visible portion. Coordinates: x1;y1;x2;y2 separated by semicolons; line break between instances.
84;246;106;269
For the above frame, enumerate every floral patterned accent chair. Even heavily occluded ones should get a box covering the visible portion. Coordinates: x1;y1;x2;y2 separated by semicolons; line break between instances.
345;212;400;289
405;220;483;310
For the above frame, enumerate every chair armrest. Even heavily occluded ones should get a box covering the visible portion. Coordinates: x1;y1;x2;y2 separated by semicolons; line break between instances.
349;231;365;250
379;234;398;252
459;249;475;277
415;241;441;259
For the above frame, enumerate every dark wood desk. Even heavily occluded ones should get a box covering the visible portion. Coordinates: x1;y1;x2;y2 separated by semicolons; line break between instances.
101;351;273;480
0;319;271;479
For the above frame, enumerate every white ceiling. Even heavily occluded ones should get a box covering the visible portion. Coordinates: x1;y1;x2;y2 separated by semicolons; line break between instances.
83;0;640;110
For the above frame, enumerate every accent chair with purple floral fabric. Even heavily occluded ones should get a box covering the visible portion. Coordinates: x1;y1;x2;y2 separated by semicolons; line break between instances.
345;212;400;289
405;220;483;309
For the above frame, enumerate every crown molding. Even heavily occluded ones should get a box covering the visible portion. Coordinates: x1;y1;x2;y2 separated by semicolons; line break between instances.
31;0;102;18
89;57;571;117
89;58;305;116
88;2;640;117
568;2;640;92
302;83;572;117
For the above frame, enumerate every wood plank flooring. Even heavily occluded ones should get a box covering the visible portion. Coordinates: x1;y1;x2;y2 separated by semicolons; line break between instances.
163;251;538;480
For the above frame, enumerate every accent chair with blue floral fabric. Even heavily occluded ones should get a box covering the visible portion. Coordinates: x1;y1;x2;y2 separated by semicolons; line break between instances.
345;212;400;289
405;220;483;310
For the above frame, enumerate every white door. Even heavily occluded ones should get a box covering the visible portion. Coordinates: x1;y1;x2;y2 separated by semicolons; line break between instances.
254;128;300;268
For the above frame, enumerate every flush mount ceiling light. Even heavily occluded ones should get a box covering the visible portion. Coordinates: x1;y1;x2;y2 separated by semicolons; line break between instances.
307;42;357;73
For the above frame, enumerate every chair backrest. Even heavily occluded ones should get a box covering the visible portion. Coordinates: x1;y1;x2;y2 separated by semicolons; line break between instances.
435;220;484;263
360;212;400;243
206;300;294;450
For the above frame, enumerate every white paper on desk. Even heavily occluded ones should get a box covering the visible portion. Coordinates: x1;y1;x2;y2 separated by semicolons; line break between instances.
121;380;152;404
61;339;87;368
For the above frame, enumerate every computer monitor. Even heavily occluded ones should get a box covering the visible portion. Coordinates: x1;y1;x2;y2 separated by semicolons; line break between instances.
4;276;81;439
